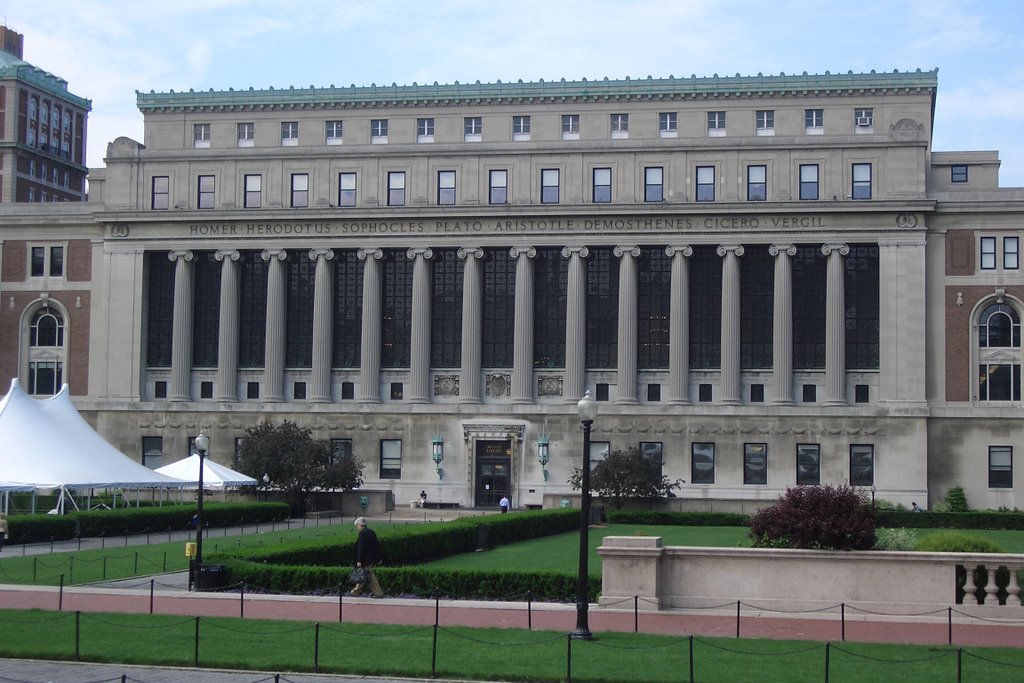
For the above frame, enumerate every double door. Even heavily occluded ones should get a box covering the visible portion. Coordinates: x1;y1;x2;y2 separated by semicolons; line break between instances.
474;439;511;508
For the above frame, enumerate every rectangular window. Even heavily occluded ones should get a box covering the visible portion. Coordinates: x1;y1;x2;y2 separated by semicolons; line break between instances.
290;173;309;208
696;166;715;202
338;172;356;207
644;166;663;202
281;121;299;146
855;384;870;403
244;174;262;208
659;112;677;138
802;384;817;403
489;169;508;204
30;247;44;277
640;442;664;474
541;168;560;204
850;444;874;487
464;116;483;142
325;120;343;144
330;438;353;464
980;237;996;269
691;442;715;484
417;118;434;143
590;441;610;468
796;444;821;486
387;171;406;206
951;165;968;183
193;123;210;148
593;167;612;203
438;170;456;205
380;439;402;479
744;443;768;485
852;163;872;199
151;176;169;210
154;381;167;399
197;175;215;209
698;383;712;402
647;383;661;401
390;382;404;400
49;246;64;277
341;381;355;400
512;115;531;141
804;108;824;133
747;165;767;201
979;364;1021;401
371;119;388;143
28;360;62;395
293;382;306;400
756;109;775;135
201;381;214;399
142;436;163;469
799;164;819;200
561;114;580;140
989;446;1013;488
237;122;254;147
855;108;873;132
610;113;629;139
707;111;726;136
246;382;260;399
1005;237;1019;269
595;383;609;402
750;383;764;402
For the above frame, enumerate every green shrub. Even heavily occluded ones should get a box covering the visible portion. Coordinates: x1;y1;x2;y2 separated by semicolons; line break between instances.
943;486;969;512
607;510;749;526
748;485;876;550
914;531;1004;553
874;527;917;551
876;509;1024;530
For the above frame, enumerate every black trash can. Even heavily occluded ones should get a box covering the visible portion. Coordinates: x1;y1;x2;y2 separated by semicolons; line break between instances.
197;563;227;590
589;506;606;525
475;525;490;552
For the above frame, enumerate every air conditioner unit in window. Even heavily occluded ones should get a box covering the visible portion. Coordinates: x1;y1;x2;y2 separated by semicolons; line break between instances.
856;117;872;127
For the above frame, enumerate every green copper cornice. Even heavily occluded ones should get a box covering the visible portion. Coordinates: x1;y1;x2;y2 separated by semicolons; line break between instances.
137;69;938;112
0;51;92;110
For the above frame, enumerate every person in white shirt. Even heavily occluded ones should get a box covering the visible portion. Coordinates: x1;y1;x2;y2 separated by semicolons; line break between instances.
499;495;510;513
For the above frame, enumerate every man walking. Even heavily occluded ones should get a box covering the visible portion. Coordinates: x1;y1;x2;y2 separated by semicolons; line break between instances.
351;517;384;598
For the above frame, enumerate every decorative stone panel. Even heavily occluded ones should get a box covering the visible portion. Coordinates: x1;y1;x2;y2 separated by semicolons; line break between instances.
485;372;511;397
537;374;563;397
434;374;459;397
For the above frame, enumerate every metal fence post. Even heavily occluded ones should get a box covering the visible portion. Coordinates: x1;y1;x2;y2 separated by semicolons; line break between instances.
824;641;830;683
314;622;320;673
194;616;200;667
75;610;80;660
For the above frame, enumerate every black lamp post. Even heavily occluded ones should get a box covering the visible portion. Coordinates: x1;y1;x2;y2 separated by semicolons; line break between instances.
193;431;209;588
572;390;598;640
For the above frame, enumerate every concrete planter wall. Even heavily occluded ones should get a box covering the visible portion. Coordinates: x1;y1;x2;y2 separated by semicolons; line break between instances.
597;536;1024;617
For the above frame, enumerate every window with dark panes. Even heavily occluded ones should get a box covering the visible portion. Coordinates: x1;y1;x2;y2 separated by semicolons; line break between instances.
192;252;221;368
586;247;618;369
152;176;169;210
691;443;715;483
644;167;663;202
431;249;463;368
696;166;715;201
593;168;611;203
1005;237;1020;269
689;246;722;369
238;251;268;368
483;248;516;367
951;165;968;183
541;168;559;204
793;246;826;368
489;169;508;204
845;245;880;369
197;175;215;209
331;250;362;368
285;251;315;368
799;164;819;200
741;246;774;369
380;439;401;479
381;249;413;368
146;251;174;367
534;247;567;368
796;444;820;485
744;443;768;485
330;438;353;464
850;445;874;487
338;172;357;207
30;309;63;347
30;247;45;277
142;437;163;469
989;446;1012;488
638;247;671;369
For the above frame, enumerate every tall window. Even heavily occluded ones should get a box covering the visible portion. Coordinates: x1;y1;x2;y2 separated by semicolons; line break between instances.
744;443;768;485
610;113;629;139
586;248;618;369
193;123;210;148
799;164;819;200
951;165;968;183
146;252;175;367
417;118;434;143
534;248;567;368
381;250;413;368
192;253;221;368
561;114;580;140
371;119;388;143
852;163;872;199
638;248;671;369
489;169;508;204
989;446;1013;488
659;112;677;137
696;166;715;202
151;176;169;210
845;245;880;369
796;444;821;485
338;172;356;207
438;170;456;205
28;359;62;395
747;165;767;201
380;439;402;479
290;173;309;208
431;249;462;368
244;174;262;208
325;120;343;144
387;171;406;206
707;111;726;136
482;249;516;367
741;246;774;369
30;246;64;278
980;237;996;269
978;302;1021;401
792;246;826;368
238;251;268;368
691;443;715;484
689;247;722;369
804;108;824;133
644;167;663;202
593;168;612;203
30;308;64;348
464;116;483;142
756;110;774;135
331;250;362;368
142;437;163;469
285;251;315;367
512;115;530;141
237;123;254;147
197;175;215;209
280;121;299;146
541;169;559;204
1006;237;1020;269
850;445;874;487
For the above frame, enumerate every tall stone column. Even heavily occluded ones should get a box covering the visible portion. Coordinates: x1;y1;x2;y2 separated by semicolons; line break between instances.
614;245;640;405
458;247;484;403
168;250;194;401
407;247;434;403
666;246;692;404
717;245;744;405
309;248;335;402
823;243;850;405
510;246;536;403
357;248;383;403
214;250;240;402
261;249;287;402
562;246;589;402
769;244;796;405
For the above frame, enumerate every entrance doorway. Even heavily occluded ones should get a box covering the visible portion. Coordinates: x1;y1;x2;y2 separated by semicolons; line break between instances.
474;439;511;508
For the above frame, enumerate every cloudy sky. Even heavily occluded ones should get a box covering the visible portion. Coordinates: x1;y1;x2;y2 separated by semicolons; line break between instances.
5;0;1024;185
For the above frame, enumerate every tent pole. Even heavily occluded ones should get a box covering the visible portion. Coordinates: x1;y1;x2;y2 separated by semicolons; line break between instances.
30;491;36;515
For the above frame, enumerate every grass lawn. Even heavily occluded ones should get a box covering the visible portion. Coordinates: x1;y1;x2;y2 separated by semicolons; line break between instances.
1;608;1022;682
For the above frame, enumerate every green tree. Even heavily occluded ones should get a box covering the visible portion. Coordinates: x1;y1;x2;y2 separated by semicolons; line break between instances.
235;420;363;513
569;447;683;510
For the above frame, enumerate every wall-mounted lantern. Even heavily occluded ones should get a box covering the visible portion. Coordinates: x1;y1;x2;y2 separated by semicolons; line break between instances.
537;434;550;480
431;432;444;479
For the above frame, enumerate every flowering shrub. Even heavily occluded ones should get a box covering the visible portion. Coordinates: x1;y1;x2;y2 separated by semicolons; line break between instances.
748;484;876;550
874;527;917;551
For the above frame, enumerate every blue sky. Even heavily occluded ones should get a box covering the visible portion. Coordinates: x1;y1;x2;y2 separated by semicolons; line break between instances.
5;0;1024;185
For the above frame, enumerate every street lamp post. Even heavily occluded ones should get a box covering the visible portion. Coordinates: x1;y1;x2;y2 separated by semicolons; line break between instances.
572;390;598;640
193;432;209;590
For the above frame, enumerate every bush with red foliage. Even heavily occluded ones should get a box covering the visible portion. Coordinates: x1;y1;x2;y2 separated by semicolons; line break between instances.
748;484;877;550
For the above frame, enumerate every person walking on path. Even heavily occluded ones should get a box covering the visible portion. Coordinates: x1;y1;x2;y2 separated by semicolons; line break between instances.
499;495;510;513
350;517;383;598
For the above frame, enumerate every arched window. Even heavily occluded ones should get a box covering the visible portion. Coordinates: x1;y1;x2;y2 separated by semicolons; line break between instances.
30;310;64;347
24;306;67;396
977;302;1021;401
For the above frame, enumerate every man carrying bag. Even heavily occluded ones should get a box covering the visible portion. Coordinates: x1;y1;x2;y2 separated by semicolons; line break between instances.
349;517;383;598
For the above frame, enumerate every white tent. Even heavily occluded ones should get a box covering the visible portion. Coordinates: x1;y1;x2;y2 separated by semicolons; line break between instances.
0;378;190;493
155;453;257;489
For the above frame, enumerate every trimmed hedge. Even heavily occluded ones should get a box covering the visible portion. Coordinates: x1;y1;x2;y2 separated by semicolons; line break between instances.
607;510;750;526
876;510;1024;531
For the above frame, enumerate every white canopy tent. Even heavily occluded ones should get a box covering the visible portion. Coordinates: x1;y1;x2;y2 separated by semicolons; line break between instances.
156;453;257;489
0;379;190;512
